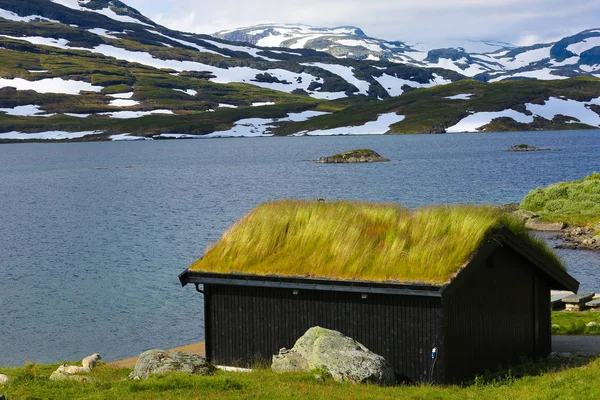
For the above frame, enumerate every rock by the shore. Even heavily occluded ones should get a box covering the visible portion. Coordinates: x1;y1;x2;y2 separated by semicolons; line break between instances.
128;349;215;380
49;371;93;382
317;149;390;164
511;209;539;222
557;227;600;250
525;220;565;231
508;144;551;152
0;374;9;384
272;326;395;386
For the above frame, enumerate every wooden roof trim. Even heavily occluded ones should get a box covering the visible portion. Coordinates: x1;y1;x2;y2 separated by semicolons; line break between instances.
179;270;443;297
494;227;579;292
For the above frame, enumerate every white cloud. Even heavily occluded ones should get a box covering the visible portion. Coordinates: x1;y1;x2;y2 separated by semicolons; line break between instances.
123;0;598;45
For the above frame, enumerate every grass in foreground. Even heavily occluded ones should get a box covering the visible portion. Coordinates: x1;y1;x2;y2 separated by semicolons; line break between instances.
0;356;599;399
521;172;600;231
552;311;600;335
190;200;562;284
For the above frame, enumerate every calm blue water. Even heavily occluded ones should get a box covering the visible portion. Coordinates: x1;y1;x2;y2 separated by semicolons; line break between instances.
1;130;599;366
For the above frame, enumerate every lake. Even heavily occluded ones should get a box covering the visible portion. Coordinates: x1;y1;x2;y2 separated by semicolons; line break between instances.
1;129;599;366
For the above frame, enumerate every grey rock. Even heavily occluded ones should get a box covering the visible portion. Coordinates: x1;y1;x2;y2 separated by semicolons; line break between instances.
0;374;8;384
507;144;551;152
586;298;600;308
511;209;538;222
49;371;93;382
0;394;5;400
316;149;390;164
272;326;395;386
128;349;215;380
271;348;308;372
525;220;565;231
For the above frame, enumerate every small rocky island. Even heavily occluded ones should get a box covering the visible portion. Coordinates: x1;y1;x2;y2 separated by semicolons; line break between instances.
317;149;390;164
508;144;551;152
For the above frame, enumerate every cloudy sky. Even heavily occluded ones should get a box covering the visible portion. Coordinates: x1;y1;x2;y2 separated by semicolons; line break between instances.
125;0;598;46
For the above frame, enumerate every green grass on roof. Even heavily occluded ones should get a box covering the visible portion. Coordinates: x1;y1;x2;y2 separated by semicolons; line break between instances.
189;200;562;284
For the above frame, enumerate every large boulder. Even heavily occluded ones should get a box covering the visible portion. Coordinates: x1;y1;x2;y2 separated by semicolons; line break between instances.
128;349;215;380
49;371;93;382
0;374;9;384
272;326;395;386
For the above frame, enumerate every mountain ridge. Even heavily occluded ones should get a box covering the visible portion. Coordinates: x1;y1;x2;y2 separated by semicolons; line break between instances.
0;0;599;141
214;25;600;82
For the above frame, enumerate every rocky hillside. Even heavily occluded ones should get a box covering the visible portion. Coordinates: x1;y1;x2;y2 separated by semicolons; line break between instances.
215;25;600;82
0;0;599;141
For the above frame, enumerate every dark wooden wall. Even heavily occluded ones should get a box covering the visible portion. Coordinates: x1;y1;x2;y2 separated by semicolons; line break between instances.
443;246;551;382
205;285;445;383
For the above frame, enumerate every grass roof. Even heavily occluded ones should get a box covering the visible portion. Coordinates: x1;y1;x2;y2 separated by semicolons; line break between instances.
189;200;563;285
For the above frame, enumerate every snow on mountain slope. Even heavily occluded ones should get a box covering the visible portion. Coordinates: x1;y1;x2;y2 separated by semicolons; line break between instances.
0;8;59;23
0;34;350;99
216;24;600;81
447;96;600;132
50;0;153;26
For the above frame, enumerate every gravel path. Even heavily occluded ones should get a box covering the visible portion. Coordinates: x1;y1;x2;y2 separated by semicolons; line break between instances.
553;335;600;355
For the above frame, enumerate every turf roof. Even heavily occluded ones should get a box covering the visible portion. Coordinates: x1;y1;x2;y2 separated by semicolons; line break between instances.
189;200;564;285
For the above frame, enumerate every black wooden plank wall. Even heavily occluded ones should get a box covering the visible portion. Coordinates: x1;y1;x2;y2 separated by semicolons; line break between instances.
206;285;445;383
536;278;551;356
444;247;539;382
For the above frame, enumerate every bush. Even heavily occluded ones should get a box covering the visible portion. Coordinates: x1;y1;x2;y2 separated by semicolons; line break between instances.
521;172;600;228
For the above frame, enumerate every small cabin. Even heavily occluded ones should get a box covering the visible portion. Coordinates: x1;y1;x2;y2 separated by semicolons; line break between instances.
179;200;579;383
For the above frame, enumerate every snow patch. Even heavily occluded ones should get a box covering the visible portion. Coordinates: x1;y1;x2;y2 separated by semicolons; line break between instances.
108;92;134;99
218;103;238;108
302;62;370;95
202;38;278;61
99;110;174;119
173;88;197;96
110;133;152;141
3;35;346;99
566;37;600;55
490;68;569;81
0;104;54;117
50;0;152;26
109;99;140;107
157;110;330;138
373;74;420;97
146;30;225;57
446;110;534;132
64;113;90;118
336;39;382;52
88;28;122;40
1;35;71;49
446;93;473;100
251;102;275;106
0;130;101;140
297;112;405;136
526;97;600;127
0;77;102;94
0;8;59;23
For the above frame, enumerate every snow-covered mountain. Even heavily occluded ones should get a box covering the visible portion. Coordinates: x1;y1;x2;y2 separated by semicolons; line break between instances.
1;0;599;141
214;25;600;81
